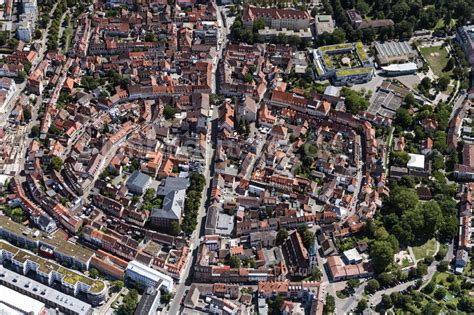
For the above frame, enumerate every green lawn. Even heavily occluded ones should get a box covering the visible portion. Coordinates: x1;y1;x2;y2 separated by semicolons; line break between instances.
411;239;438;261
419;46;451;78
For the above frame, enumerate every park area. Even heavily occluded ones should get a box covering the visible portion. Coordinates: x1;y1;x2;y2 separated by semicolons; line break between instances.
410;239;438;261
419;45;451;78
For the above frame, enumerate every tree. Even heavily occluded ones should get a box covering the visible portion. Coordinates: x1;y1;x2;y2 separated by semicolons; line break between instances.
311;267;323;281
422;302;440;315
386;186;418;215
268;295;284;314
357;299;367;312
370;240;395;273
31;125;40;137
227;255;241;268
347;278;360;290
160;289;173;304
459;296;474;313
437;76;450;91
437;260;449;272
392;151;410;166
18;70;27;82
244;73;253;83
422;281;435;294
394;107;413;129
341;88;369;114
433;287;447;300
419;77;432;91
297;225;315;250
115;289;139;315
253;17;265;31
324;294;335;313
89;268;99;279
404;93;416;107
419;200;442;239
170;221;182;236
34;29;42;39
111;280;124;291
50;156;63;172
381;294;392;308
163;105;176;120
366;279;380;294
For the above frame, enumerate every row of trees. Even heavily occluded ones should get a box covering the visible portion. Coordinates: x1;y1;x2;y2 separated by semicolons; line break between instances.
230;16;309;48
47;0;67;51
181;173;206;234
319;0;472;44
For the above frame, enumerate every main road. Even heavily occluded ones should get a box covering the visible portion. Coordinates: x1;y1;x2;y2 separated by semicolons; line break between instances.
167;5;231;314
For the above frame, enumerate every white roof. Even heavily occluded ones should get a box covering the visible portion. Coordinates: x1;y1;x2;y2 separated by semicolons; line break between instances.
381;62;418;72
0;285;45;314
407;153;425;169
126;260;174;291
343;248;362;262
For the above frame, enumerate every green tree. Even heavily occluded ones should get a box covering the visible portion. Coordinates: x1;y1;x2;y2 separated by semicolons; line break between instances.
370;240;395;273
366;279;380;294
433;287;447;300
386;186;418;216
163;105;176;120
437;77;450;91
381;294;392;308
422;302;440;315
422;281;435;294
404;93;416;107
392;151;410;166
347;278;360;290
324;294;335;313
170;221;182;236
311;267;323;281
49;156;63;172
394;107;413;129
276;228;288;245
111;280;124;291
297;225;315;250
89;268;99;279
357;299;367;312
252;17;265;31
115;289;139;315
227;255;241;268
341;88;369;114
459;296;474;313
31;125;40;137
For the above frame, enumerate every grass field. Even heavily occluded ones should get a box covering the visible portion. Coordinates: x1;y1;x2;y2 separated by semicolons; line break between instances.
419;46;451;78
411;239;438;261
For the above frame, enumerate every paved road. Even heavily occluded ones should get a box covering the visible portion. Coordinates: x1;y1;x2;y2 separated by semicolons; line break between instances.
167;5;232;314
167;109;216;315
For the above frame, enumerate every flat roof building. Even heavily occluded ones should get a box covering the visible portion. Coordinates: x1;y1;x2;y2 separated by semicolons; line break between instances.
407;153;425;170
314;15;335;35
125;260;174;292
0;285;46;315
375;41;417;65
126;171;152;194
381;62;418;75
0;266;93;315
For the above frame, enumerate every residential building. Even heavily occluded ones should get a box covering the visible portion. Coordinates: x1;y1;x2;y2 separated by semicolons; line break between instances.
456;25;474;65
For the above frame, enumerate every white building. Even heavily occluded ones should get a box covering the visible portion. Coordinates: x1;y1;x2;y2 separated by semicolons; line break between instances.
125;260;174;292
0;285;46;315
407;153;425;171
